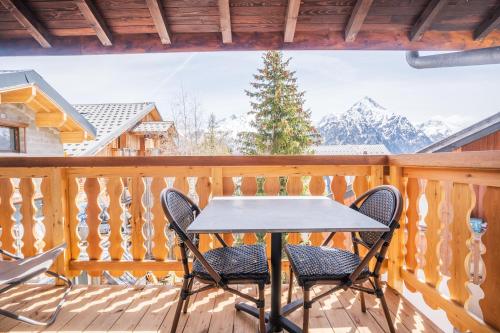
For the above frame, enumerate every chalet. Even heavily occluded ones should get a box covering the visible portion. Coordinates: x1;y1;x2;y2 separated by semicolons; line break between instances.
64;103;177;156
0;70;177;156
418;112;500;153
0;70;96;155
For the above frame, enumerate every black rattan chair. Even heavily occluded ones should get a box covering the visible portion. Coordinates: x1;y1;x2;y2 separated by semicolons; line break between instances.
285;185;403;333
160;188;270;333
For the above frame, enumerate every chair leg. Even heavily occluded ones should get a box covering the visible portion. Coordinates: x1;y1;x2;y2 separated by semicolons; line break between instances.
182;278;194;314
258;284;266;333
303;287;310;333
359;290;367;313
379;292;395;333
170;278;189;333
287;265;294;304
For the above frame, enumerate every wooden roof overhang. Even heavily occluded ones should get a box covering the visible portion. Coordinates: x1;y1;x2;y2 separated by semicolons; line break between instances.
0;0;499;56
0;84;96;143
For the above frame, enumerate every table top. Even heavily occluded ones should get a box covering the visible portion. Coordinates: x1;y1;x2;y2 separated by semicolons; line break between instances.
187;196;389;234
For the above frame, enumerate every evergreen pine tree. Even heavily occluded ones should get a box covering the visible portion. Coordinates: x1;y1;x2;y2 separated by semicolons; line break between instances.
241;51;318;155
202;113;230;155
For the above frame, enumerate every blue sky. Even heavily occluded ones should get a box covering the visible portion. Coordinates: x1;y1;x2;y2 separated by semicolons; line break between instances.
2;51;499;127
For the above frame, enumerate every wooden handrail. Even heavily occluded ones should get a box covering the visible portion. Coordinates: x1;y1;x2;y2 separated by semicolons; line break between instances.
0;151;498;169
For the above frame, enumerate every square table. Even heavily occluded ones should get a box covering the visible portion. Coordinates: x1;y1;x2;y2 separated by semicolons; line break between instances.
187;196;389;333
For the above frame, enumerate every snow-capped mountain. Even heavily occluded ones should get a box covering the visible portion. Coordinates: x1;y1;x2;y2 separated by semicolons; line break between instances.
216;113;255;153
318;97;435;153
416;119;456;143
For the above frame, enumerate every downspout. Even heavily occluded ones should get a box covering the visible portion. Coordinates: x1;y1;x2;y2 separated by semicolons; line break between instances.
406;46;500;69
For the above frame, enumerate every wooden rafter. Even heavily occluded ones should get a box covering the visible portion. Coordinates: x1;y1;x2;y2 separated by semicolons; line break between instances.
0;0;51;48
474;7;500;41
410;0;449;41
74;0;112;46
218;0;232;43
145;0;171;45
345;0;374;42
284;0;301;43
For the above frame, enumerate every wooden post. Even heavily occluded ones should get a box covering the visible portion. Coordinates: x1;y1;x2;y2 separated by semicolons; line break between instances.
387;165;404;293
48;168;71;284
369;165;384;188
211;167;223;197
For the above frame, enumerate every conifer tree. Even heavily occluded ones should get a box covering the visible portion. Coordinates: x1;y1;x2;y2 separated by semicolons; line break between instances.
240;51;318;155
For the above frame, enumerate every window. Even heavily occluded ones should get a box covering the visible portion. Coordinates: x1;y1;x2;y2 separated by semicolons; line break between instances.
0;126;20;152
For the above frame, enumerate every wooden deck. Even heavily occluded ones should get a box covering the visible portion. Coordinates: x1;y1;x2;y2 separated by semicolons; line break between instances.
0;283;443;333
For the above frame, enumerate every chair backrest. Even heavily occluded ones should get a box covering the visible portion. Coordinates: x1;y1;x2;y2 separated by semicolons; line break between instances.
348;185;403;282
160;188;223;284
160;188;200;246
353;185;402;247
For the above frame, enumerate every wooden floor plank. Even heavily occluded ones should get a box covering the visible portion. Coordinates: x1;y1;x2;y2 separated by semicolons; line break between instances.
38;286;101;333
336;289;386;333
314;287;360;333
1;284;442;333
81;285;150;332
10;286;88;332
181;287;217;333
0;286;56;332
383;287;442;333
159;283;201;332
133;287;179;332
232;285;258;333
208;290;236;333
110;286;164;331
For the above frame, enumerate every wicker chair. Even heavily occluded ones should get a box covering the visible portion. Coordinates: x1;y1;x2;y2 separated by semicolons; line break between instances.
160;188;270;333
285;185;403;333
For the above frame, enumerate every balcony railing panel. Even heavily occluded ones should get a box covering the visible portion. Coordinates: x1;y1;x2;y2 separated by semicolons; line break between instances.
0;152;498;332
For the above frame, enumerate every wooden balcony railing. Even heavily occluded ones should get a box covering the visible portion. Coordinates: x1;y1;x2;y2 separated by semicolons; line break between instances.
0;152;498;332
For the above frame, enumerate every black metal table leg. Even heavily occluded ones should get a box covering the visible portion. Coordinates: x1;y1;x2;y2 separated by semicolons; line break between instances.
235;232;301;332
270;232;282;332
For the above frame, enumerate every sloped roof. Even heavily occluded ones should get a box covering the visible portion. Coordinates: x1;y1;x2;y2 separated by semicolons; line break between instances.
131;121;174;134
63;102;159;156
418;112;500;153
313;144;391;155
0;70;96;137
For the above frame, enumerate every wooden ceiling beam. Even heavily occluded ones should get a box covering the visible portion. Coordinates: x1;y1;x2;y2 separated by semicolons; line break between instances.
410;0;449;42
284;0;301;43
74;0;112;46
145;0;171;45
0;0;51;48
345;0;374;42
218;0;232;43
474;7;500;41
35;112;67;128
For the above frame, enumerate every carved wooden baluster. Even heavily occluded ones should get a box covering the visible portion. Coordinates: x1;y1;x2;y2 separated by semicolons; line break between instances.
439;181;453;278
287;176;303;245
309;175;325;246
352;175;369;256
84;178;101;277
331;175;347;249
40;177;53;254
19;178;36;258
263;176;280;195
0;178;15;255
196;176;213;252
405;177;420;292
480;186;500;331
423;179;444;309
173;176;189;195
150;177;168;276
130;176;145;277
241;177;257;244
447;183;475;332
108;177;124;277
222;177;235;196
67;176;82;277
263;176;281;256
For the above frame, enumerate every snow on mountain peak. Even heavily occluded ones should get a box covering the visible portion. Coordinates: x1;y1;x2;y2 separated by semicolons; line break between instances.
317;97;434;153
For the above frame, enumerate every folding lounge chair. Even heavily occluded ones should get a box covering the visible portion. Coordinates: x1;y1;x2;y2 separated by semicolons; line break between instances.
0;243;72;326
